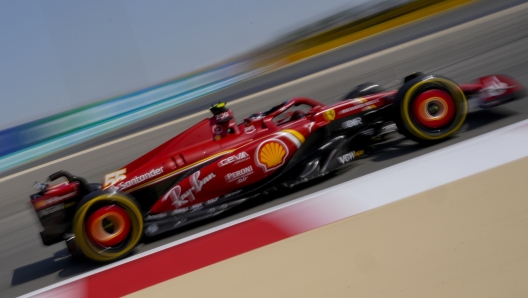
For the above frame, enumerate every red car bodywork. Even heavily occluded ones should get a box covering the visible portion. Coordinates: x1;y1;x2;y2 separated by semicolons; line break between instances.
30;73;524;252
94;74;522;215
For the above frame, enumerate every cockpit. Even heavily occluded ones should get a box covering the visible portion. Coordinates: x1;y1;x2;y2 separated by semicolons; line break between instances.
209;98;324;140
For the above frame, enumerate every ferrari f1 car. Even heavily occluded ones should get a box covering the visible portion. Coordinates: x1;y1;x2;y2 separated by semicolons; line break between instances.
29;72;525;262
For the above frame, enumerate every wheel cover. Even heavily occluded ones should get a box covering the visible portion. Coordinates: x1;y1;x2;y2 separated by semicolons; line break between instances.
400;77;468;141
86;205;131;247
411;89;455;129
73;193;143;262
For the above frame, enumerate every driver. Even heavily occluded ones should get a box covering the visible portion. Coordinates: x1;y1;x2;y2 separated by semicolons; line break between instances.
245;112;265;123
209;102;239;140
277;110;306;125
290;110;305;121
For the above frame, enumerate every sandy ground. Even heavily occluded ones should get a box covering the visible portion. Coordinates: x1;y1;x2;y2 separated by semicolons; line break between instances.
4;1;528;296
129;156;528;297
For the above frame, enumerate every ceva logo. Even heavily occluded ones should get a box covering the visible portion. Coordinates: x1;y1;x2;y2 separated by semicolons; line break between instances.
218;152;250;167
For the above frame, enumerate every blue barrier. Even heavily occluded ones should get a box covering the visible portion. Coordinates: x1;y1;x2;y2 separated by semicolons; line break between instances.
0;63;270;173
0;61;252;157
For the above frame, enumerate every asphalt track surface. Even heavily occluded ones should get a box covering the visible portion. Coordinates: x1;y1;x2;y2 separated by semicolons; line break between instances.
2;1;528;297
2;0;526;177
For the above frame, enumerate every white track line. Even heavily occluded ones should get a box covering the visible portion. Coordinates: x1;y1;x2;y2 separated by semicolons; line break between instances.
20;117;528;298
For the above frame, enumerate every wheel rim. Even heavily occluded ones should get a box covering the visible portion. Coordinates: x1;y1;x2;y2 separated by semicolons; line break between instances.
411;89;455;129
74;193;143;262
86;205;131;247
399;76;468;141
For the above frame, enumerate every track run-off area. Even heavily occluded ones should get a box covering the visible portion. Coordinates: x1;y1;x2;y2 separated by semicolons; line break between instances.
2;1;528;297
26;109;528;298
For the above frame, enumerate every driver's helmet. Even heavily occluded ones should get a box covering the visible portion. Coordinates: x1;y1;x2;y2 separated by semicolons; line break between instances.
290;110;305;121
209;102;228;115
245;112;265;125
210;102;235;124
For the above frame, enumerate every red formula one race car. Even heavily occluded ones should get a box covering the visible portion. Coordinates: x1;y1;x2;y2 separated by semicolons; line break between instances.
29;72;524;262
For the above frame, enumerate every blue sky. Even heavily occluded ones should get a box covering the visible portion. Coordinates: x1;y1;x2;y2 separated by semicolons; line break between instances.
0;0;369;129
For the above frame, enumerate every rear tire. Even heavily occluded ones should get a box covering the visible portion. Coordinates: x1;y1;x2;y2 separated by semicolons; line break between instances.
393;74;468;144
72;190;143;262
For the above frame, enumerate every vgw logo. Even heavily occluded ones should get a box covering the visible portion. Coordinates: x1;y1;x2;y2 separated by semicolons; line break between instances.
337;150;364;164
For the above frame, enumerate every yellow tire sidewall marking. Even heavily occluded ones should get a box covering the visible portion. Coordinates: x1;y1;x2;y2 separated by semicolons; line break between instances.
73;194;143;262
401;78;468;140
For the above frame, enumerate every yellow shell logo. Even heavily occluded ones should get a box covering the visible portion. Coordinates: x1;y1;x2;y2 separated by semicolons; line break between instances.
322;109;335;122
257;140;288;171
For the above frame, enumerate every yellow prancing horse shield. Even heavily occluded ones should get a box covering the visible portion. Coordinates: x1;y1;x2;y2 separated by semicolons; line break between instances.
322;109;335;122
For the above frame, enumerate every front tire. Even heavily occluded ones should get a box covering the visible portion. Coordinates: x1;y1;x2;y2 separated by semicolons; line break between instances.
72;190;143;262
393;74;468;144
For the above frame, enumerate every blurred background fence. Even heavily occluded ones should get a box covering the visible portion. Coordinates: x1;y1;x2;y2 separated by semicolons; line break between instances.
0;0;471;173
